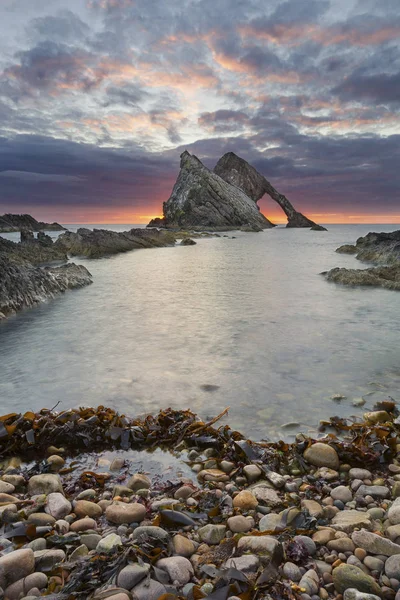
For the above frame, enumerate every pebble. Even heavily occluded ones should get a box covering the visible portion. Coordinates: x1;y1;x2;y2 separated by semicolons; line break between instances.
352;530;400;556
45;493;72;520
232;490;258;510
73;500;102;519
332;564;382;596
243;465;262;482
249;484;281;507
117;564;150;589
331;510;372;533
131;526;170;544
299;569;319;596
198;524;226;544
343;590;381;600
349;469;373;480
331;486;353;503
70;517;97;532
127;473;151;492
227;515;254;533
27;474;63;496
105;502;146;524
303;443;339;469
156;556;194;585
0;549;35;589
34;549;65;571
356;485;390;499
172;534;196;557
96;533;122;553
223;555;260;573
386;556;400;580
283;561;302;581
131;578;166;600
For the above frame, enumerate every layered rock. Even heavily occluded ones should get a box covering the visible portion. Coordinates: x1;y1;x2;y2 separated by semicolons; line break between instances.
55;227;176;258
336;230;400;265
325;229;400;290
149;151;274;230
0;255;92;320
0;213;66;233
214;152;324;229
0;234;92;320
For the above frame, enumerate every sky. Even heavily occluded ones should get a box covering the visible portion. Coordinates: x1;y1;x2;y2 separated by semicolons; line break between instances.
0;0;399;224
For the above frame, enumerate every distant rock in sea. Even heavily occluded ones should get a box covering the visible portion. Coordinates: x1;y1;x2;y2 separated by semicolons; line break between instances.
0;235;92;320
55;227;176;258
148;151;274;230
0;213;66;233
324;229;400;290
148;150;323;230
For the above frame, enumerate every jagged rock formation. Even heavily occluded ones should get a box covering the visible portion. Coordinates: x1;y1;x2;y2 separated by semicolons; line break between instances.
214;152;322;229
55;227;176;258
324;230;400;290
0;237;92;320
0;213;66;233
336;230;400;264
149;151;274;230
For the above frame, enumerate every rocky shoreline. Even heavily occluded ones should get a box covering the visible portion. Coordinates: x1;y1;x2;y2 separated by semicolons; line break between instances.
1;404;400;600
0;214;65;234
324;230;400;290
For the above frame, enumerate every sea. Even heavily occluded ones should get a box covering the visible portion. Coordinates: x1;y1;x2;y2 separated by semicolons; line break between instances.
1;223;400;441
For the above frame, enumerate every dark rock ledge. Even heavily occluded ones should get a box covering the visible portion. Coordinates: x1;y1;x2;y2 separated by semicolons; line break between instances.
324;230;400;290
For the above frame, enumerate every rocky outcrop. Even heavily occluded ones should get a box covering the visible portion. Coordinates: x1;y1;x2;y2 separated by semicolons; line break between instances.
0;254;92;320
149;151;274;230
336;231;400;264
324;265;400;290
0;213;66;233
325;230;400;290
55;227;176;258
214;152;322;229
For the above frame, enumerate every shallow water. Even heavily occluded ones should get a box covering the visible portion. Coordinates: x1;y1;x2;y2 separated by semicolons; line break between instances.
1;223;400;440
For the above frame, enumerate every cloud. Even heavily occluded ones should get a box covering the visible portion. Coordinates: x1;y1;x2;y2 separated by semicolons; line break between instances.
333;71;400;105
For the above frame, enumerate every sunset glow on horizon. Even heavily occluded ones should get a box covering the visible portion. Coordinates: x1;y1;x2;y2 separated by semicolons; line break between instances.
0;0;398;222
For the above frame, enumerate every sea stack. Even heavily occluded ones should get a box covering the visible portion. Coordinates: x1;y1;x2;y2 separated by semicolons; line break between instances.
214;152;323;229
148;151;275;230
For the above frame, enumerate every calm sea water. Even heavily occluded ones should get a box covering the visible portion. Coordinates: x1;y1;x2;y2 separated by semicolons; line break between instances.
1;223;400;441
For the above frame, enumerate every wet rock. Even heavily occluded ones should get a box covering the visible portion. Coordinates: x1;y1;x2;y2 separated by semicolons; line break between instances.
34;549;65;572
303;443;339;469
45;493;72;520
332;564;382;596
295;535;316;556
180;238;196;245
0;481;15;494
331;510;372;533
160;510;196;528
198;524;226;545
96;533;122;553
105;502;146;524
156;556;194;585
327;538;355;553
197;469;229;483
46;455;65;471
0;549;35;589
127;473;151;492
352;530;400;556
174;485;194;500
28;475;63;496
312;529;336;545
73;500;102;519
172;534;196;557
117;564;150;589
259;513;281;532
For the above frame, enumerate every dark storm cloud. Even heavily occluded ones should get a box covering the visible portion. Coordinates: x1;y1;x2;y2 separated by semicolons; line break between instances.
334;71;400;105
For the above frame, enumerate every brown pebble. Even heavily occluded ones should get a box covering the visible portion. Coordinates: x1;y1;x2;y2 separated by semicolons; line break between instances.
354;547;367;561
332;559;342;568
